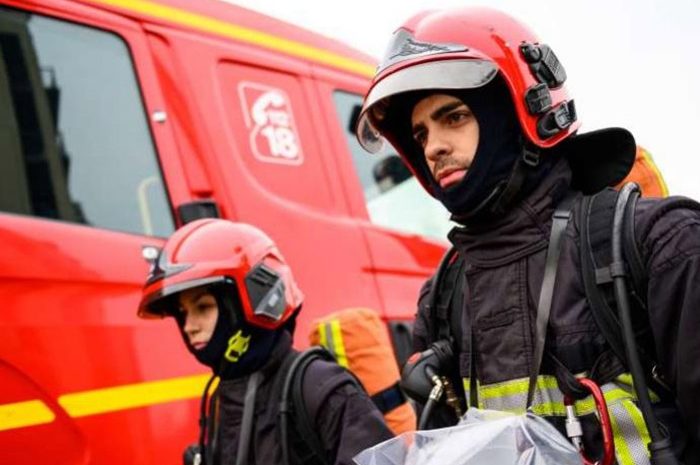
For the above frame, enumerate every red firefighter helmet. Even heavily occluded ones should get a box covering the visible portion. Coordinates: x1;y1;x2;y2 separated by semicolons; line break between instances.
356;7;579;159
138;219;303;331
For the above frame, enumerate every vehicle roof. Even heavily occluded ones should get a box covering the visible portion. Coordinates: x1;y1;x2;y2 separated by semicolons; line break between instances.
76;0;377;77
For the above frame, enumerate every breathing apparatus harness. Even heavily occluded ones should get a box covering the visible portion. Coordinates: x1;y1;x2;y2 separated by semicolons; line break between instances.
401;183;682;465
188;356;261;465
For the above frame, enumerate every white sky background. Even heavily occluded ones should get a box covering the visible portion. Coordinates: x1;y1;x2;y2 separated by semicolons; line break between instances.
224;0;700;199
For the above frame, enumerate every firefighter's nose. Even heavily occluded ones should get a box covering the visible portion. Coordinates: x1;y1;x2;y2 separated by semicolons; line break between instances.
424;133;452;164
183;314;198;337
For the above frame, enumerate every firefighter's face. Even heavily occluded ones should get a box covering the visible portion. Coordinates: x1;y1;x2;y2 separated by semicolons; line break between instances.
411;94;479;190
178;286;219;351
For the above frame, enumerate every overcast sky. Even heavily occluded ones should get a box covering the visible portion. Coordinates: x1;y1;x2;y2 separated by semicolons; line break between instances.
224;0;700;199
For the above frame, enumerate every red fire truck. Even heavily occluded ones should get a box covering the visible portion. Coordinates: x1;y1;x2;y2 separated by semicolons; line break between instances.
0;0;451;463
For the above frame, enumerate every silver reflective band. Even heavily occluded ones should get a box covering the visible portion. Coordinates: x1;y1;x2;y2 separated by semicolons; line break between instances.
356;59;498;153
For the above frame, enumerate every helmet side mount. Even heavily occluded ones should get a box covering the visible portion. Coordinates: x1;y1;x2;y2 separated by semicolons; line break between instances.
519;42;576;140
245;262;288;322
520;43;567;89
537;100;577;139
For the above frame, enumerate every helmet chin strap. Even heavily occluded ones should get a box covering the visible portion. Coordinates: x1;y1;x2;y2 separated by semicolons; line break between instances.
451;143;541;225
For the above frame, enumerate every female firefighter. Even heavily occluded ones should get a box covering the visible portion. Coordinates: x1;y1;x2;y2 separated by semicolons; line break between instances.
137;219;392;465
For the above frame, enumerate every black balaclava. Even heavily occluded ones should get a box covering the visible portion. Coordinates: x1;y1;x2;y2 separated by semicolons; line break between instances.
174;284;285;379
431;77;523;217
384;75;556;224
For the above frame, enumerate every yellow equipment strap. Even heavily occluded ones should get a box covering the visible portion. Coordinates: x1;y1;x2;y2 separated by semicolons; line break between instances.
318;319;348;368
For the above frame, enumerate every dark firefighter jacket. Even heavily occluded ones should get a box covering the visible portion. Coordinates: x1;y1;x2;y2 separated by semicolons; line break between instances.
209;331;393;465
413;160;700;464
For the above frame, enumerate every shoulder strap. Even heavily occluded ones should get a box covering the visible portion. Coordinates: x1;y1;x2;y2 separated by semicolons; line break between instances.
580;187;651;371
526;192;575;408
235;371;261;465
279;347;335;465
428;246;466;345
427;246;467;407
622;190;648;307
580;189;629;366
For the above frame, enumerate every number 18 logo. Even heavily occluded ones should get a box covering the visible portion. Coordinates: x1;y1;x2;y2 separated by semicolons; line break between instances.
239;82;304;165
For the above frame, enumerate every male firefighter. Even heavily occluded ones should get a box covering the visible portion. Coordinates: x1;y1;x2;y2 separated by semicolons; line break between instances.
138;219;392;465
355;7;699;465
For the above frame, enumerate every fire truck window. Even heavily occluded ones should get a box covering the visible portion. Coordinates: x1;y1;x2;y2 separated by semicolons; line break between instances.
332;91;453;241
0;7;174;237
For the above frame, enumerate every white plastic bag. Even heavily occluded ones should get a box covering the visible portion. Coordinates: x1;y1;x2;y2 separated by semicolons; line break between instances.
353;409;582;465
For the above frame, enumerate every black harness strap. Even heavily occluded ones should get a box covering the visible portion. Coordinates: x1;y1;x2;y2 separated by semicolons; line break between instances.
526;192;575;409
279;348;332;465
428;247;460;342
622;189;647;307
580;191;629;366
579;188;661;381
371;382;406;414
236;371;261;465
427;245;468;408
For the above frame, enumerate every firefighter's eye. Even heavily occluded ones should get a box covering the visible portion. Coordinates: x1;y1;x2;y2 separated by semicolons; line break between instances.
412;128;427;148
197;302;214;312
445;110;471;125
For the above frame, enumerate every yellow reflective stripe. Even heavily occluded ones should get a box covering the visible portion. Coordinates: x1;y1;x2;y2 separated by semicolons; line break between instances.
574;387;633;416
530;402;566;416
462;374;656;464
0;399;55;431
609;399;652;465
329;319;349;368
609;405;636;465
209;376;220;395
615;373;660;402
464;374;654;418
478;375;559;400
318;321;328;348
463;376;562;414
58;373;211;418
622;399;652;458
461;377;483;408
86;0;375;77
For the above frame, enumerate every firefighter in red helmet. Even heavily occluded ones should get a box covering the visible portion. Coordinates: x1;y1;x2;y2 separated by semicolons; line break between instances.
357;7;699;465
138;219;391;465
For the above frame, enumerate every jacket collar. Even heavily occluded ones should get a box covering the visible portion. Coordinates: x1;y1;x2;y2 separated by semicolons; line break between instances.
218;330;294;388
448;158;573;267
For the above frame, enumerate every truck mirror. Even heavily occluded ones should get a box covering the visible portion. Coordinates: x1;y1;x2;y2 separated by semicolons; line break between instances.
177;199;220;225
348;103;362;134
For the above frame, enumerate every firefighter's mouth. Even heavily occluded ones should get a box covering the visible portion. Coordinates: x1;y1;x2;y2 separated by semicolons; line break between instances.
191;340;208;350
437;169;467;189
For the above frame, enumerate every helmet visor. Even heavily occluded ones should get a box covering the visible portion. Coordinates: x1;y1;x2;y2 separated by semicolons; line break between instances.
139;276;227;318
356;59;498;153
377;28;468;74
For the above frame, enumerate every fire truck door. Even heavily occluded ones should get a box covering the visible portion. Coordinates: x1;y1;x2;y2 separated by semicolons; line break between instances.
0;4;198;465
